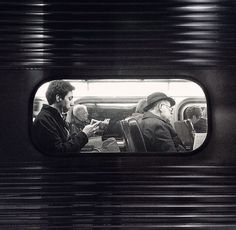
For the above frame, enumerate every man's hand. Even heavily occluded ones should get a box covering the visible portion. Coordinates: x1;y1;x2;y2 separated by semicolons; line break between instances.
82;122;100;138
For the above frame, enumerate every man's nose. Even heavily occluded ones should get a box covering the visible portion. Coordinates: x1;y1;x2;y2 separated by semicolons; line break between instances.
70;101;74;106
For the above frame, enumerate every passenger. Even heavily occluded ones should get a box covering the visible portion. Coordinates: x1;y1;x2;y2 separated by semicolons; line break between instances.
130;98;147;121
32;80;99;155
67;104;117;152
125;98;147;123
185;106;207;133
174;106;201;151
139;92;185;152
193;107;207;133
67;104;90;134
132;98;147;115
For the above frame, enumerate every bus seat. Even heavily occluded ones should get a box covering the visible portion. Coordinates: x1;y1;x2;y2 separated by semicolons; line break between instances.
120;118;147;152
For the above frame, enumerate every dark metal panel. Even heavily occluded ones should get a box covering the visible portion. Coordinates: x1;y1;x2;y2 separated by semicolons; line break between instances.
0;0;236;69
1;162;236;229
1;0;236;229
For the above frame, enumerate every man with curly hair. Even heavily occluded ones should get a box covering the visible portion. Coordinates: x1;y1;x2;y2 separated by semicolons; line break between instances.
32;80;99;156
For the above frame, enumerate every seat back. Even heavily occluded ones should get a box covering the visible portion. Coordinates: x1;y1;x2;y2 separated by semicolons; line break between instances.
174;120;194;151
120;117;147;152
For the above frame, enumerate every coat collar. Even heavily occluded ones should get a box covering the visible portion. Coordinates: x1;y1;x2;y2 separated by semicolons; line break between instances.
42;104;63;120
142;111;168;123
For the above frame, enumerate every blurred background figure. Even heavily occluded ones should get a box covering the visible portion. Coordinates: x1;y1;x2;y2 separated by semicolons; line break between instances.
133;98;147;115
128;98;147;121
67;104;110;136
174;106;204;151
185;106;203;129
67;104;90;134
67;104;117;152
194;107;207;133
33;98;45;121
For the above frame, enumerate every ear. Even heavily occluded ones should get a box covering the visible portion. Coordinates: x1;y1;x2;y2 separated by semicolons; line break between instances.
56;94;61;102
157;103;163;112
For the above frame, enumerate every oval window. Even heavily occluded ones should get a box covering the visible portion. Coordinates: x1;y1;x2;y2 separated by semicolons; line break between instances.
32;79;208;155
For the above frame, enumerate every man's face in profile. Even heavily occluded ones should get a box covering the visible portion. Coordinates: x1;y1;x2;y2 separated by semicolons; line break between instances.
160;101;173;122
61;91;74;113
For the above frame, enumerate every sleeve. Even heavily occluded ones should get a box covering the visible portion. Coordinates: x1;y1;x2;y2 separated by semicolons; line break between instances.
54;130;88;155
33;117;88;156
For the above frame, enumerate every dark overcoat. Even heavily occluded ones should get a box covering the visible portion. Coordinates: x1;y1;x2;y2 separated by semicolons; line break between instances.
194;118;207;133
139;111;185;152
32;104;88;155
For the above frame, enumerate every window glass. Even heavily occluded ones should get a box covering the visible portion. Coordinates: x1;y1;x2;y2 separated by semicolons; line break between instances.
32;79;208;155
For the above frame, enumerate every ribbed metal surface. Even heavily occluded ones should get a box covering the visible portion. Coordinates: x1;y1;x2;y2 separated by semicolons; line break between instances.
0;0;236;69
1;0;236;229
1;163;236;229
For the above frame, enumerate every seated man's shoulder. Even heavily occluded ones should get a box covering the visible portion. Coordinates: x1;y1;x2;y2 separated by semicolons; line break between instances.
35;109;51;120
34;108;59;127
142;114;164;126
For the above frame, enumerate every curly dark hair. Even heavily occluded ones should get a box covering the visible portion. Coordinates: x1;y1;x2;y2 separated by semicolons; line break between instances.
46;80;75;105
185;106;202;119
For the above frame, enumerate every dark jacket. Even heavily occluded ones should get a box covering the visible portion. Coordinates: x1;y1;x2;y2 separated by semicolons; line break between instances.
32;104;88;155
194;118;207;133
139;111;185;152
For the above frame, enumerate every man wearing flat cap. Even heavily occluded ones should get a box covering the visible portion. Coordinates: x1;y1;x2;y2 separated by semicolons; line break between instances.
139;92;185;152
